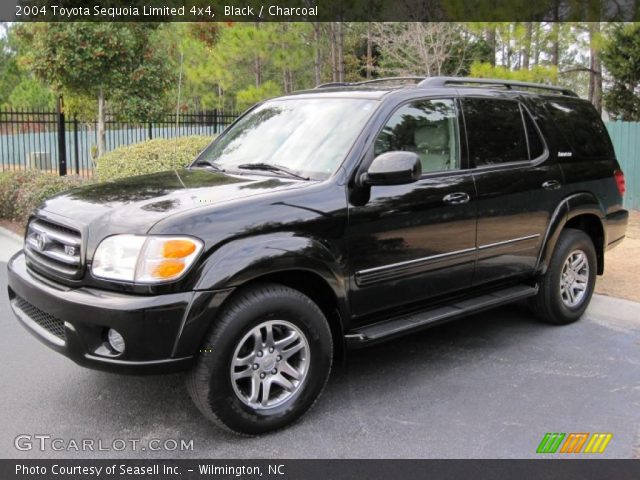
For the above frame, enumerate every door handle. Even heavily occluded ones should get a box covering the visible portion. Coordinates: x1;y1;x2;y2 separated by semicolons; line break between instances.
442;192;470;205
542;180;561;190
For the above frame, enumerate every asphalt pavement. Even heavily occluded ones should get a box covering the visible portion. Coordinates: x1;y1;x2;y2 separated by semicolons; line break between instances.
1;230;639;459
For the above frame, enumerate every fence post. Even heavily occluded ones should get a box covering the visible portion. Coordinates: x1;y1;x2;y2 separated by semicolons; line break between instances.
213;109;218;134
73;115;79;175
148;122;153;140
56;95;67;176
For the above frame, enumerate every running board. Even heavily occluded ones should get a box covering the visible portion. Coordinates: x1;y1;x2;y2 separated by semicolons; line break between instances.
345;284;538;347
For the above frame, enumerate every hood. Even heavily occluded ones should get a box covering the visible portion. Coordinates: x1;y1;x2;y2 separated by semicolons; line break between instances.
38;169;306;241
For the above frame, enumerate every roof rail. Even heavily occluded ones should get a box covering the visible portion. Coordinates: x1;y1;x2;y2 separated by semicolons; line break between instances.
354;76;425;86
418;76;578;97
315;82;351;88
315;77;425;89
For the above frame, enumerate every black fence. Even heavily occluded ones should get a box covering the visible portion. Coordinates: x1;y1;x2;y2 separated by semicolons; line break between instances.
0;107;237;178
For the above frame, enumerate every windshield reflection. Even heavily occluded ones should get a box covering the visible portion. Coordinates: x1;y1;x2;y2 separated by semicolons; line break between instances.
195;98;377;180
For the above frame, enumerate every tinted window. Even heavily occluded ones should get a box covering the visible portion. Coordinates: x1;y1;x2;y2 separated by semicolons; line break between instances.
547;99;614;158
375;99;459;173
523;109;545;159
462;98;528;166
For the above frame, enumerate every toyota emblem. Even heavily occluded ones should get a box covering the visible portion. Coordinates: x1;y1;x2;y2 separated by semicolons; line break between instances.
35;232;47;251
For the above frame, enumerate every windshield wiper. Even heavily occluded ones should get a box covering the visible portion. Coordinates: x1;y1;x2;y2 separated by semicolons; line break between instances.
237;163;310;181
191;159;225;172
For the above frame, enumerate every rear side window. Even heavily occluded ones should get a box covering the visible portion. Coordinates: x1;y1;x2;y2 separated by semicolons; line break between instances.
547;99;614;159
462;98;528;166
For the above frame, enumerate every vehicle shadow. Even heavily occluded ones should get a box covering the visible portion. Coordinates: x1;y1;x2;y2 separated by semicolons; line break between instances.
61;302;546;451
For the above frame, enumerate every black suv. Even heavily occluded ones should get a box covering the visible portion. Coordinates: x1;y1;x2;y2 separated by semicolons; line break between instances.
7;77;628;434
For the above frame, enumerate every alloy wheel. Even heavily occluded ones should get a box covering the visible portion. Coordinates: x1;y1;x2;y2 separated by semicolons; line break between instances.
230;320;310;410
559;249;590;308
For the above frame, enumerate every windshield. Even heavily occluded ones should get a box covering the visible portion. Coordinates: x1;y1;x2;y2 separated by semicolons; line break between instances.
194;98;377;180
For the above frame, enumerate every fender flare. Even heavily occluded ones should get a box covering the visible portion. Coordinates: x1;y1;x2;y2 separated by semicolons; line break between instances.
194;232;349;324
536;192;606;275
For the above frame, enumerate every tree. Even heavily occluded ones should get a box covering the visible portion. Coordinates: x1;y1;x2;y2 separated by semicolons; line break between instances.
177;23;316;111
0;23;21;107
601;23;640;120
464;23;599;100
18;23;174;157
7;78;55;110
485;25;497;66
587;23;603;113
372;23;475;77
470;61;558;83
330;22;345;82
204;23;278;108
313;22;323;84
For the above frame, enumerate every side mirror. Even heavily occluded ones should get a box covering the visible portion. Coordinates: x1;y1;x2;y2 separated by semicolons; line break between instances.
362;151;422;186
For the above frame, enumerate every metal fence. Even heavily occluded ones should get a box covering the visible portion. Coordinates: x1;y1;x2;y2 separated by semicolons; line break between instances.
606;122;640;210
0;108;237;178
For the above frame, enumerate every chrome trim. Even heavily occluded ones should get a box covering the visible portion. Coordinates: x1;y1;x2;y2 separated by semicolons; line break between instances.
478;234;540;250
356;247;476;277
35;246;80;265
24;248;78;276
29;222;80;247
355;234;541;285
25;217;82;278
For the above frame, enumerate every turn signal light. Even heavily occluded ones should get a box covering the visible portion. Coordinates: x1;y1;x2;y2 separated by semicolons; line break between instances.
163;240;197;258
152;260;186;279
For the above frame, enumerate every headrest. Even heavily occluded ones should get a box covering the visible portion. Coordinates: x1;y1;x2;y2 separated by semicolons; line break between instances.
414;122;449;150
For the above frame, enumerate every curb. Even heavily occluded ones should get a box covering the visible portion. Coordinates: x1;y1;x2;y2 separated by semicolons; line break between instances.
0;226;23;263
0;226;23;244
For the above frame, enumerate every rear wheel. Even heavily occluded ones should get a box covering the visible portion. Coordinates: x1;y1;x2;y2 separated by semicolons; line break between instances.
187;283;333;435
529;228;597;325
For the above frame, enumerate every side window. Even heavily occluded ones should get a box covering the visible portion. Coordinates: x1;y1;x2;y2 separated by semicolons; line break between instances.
375;99;459;173
462;98;528;166
523;108;545;159
546;99;614;159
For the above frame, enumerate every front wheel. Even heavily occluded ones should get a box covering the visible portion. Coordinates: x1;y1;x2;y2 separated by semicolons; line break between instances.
529;228;597;325
186;283;333;435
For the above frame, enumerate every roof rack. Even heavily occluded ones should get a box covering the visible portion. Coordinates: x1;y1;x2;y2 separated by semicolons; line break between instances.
315;77;425;89
354;77;425;86
418;77;578;97
315;82;351;88
314;76;578;97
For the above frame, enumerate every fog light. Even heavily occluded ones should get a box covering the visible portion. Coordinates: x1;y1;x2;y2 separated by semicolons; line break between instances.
107;328;125;354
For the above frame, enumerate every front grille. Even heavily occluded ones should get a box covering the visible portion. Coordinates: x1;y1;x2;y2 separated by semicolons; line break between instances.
13;295;66;341
24;217;82;278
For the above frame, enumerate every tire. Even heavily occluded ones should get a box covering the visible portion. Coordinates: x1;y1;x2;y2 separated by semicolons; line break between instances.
529;228;597;325
186;283;333;435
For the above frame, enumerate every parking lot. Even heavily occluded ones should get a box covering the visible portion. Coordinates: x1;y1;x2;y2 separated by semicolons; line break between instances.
1;246;639;459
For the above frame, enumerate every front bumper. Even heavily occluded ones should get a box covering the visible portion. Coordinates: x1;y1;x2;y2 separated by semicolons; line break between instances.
7;252;223;374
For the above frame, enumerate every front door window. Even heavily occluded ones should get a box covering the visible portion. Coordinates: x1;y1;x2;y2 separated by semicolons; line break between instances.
375;99;459;174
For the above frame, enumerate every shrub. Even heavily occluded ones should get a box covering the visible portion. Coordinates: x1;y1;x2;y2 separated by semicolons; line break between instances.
0;170;88;225
95;136;214;182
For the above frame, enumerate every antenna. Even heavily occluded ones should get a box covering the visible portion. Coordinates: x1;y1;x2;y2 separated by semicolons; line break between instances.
172;49;186;187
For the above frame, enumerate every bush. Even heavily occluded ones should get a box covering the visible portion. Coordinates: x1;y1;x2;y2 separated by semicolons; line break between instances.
0;171;89;225
95;136;214;182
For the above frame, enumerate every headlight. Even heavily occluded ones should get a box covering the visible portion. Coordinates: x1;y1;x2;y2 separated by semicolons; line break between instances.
92;235;203;283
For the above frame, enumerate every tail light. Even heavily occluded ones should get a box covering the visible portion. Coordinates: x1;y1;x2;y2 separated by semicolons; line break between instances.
614;170;626;196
